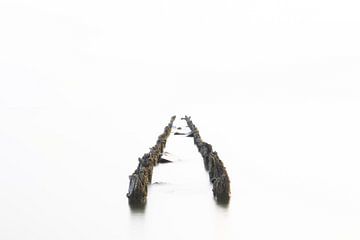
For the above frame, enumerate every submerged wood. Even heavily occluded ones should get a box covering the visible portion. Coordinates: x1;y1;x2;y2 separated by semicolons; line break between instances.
158;158;172;163
127;116;176;205
174;132;186;135
183;115;231;204
127;115;230;206
186;132;194;137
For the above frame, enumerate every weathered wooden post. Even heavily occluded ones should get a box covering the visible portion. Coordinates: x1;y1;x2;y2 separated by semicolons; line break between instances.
127;116;176;206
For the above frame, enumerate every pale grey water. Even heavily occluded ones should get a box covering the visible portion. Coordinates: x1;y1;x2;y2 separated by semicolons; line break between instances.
1;103;360;240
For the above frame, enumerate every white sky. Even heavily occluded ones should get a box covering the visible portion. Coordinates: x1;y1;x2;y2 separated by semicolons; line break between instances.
1;0;359;110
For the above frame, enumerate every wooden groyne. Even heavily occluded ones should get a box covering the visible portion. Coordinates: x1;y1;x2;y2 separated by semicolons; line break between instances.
127;116;176;206
183;116;231;203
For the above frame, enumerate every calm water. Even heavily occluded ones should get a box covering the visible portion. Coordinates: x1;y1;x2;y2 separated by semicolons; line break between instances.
127;119;231;240
1;104;360;240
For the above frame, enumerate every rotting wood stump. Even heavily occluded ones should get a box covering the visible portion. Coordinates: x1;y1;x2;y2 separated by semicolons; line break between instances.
127;116;176;206
183;116;231;204
127;115;230;207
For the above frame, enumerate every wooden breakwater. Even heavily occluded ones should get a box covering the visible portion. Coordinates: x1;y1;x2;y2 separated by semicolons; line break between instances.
127;116;176;206
183;116;231;203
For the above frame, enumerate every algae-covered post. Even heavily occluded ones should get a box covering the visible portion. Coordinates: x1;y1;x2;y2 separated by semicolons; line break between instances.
127;116;176;206
183;116;231;204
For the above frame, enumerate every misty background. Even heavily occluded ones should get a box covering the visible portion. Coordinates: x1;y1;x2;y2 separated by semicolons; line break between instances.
1;0;360;239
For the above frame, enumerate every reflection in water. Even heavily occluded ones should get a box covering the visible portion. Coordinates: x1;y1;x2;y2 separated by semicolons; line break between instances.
3;107;359;240
128;118;231;216
128;202;147;240
216;199;230;210
126;119;231;240
129;202;147;214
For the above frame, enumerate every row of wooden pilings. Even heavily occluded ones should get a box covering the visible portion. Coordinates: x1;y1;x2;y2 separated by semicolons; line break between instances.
183;116;231;203
126;116;176;206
